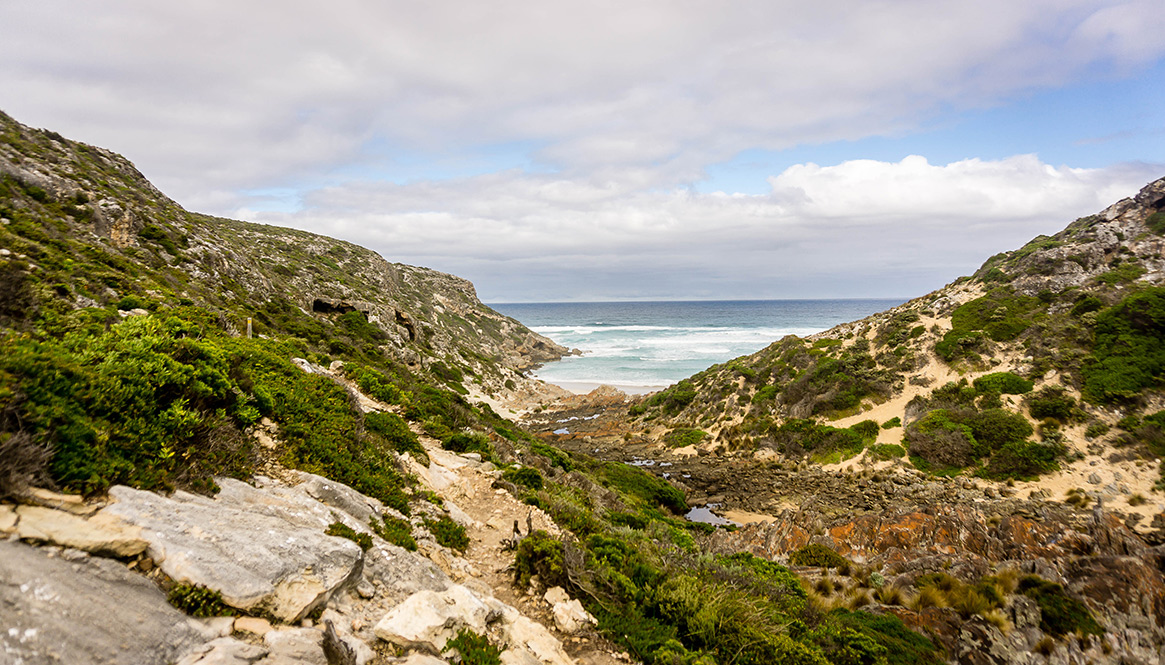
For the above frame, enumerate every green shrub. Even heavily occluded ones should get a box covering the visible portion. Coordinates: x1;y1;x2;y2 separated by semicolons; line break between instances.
597;462;686;513
789;543;848;568
443;431;493;457
364;411;426;462
1071;295;1104;317
1082;288;1165;403
964;408;1033;451
849;420;880;442
445;628;503;665
371;515;417;551
325;521;372;551
869;444;906;460
167;584;233;617
881;417;901;429
1018;576;1103;637
1084;421;1110;439
665;428;707;448
514;530;568;588
1026;386;1078;422
425;515;469;552
752;385;778;403
1148;210;1165;235
935;290;1040;362
1096;262;1146;285
503;466;544;491
831;610;943;665
530;441;572;470
972;372;1033;395
905;410;978;468
651;575;828;665
981;440;1062;480
345;365;406;404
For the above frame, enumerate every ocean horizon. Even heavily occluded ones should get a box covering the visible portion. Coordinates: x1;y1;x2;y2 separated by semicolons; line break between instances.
491;299;904;393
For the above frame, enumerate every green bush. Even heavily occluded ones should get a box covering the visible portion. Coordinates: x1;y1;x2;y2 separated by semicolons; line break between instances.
364;411;426;462
597;462;686;513
167;584;233;617
503;466;544;491
651;575;828;665
869;444;906;460
972;372;1033;395
1018;576;1103;637
964;408;1033;451
935;290;1040;362
831;610;942;665
789;543;848;568
665;428;707;448
371;515;417;551
514;530;568;588
345;365;406;404
443;431;493;457
1082;288;1165;403
881;417;901;429
1026;386;1078;422
905;410;978;468
1148;210;1165;235
444;628;503;665
325;521;372;551
981;439;1063;480
425;515;469;552
530;441;573;470
849;420;880;442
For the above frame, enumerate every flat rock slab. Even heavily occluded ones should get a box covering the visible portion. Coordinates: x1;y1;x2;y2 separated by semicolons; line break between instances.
14;504;148;557
102;481;363;622
0;539;211;665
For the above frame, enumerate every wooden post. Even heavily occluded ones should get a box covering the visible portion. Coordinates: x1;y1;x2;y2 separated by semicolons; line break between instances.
246;318;252;338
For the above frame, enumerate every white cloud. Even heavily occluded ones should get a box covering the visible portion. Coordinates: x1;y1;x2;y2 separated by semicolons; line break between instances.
3;0;1163;207
2;1;1163;300
249;156;1162;301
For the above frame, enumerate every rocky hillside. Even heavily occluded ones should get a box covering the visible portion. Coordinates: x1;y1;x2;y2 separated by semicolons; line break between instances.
0;109;569;396
521;178;1165;665
624;177;1165;494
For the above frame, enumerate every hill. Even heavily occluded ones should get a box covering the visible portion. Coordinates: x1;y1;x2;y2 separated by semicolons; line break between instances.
526;178;1165;664
3;109;1163;665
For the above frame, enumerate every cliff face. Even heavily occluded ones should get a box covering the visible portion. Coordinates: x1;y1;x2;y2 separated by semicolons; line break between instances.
0;110;567;391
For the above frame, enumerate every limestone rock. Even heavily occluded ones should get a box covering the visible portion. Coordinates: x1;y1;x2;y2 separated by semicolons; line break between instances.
496;608;574;665
176;637;268;665
0;539;211;665
261;628;327;665
102;482;363;622
0;503;17;533
14;504;148;557
374;584;499;652
551;598;596;634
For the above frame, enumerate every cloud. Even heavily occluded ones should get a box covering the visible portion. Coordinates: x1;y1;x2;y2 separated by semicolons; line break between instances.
2;0;1164;209
2;1;1162;300
248;155;1162;301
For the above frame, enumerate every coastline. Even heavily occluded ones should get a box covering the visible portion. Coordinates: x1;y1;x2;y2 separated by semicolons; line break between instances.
539;379;660;395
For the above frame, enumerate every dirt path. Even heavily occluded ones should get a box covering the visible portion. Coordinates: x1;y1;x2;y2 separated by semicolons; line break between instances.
411;434;629;665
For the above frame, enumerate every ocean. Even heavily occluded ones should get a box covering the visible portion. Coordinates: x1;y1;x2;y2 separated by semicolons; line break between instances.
490;299;903;393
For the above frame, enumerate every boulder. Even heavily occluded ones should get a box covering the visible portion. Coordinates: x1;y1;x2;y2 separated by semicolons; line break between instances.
496;608;575;665
551;598;596;634
0;539;211;665
102;482;363;622
374;584;499;652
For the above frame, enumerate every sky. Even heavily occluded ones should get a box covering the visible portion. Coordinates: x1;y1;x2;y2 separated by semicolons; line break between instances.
1;1;1163;303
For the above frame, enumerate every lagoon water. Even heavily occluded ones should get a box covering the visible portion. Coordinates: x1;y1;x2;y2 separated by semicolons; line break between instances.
491;299;903;393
